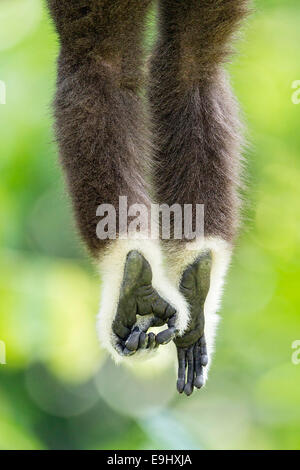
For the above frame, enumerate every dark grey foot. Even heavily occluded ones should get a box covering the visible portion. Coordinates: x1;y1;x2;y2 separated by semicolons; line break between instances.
174;251;212;396
112;251;178;356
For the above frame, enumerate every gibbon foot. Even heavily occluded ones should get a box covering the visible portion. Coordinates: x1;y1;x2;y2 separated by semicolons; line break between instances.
112;251;178;356
175;251;212;396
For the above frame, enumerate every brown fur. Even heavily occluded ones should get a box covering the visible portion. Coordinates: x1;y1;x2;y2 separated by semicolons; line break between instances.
148;0;250;244
47;0;250;257
47;0;153;255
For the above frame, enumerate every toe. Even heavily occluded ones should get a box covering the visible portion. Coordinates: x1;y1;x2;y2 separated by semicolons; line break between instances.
156;326;177;345
184;383;194;396
185;346;195;396
199;337;208;366
201;354;208;367
194;341;205;388
123;347;136;356
177;378;185;394
138;331;148;349
194;373;204;389
125;328;140;351
147;332;156;349
177;348;186;394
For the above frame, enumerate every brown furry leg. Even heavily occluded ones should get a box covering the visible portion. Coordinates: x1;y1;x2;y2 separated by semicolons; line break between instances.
47;0;153;255
148;0;250;389
47;1;189;360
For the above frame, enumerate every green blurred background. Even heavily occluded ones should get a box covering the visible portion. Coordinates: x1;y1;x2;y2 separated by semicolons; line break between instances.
0;0;300;450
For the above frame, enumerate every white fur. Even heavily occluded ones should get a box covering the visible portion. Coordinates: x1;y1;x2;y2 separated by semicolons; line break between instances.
96;238;190;363
164;237;232;384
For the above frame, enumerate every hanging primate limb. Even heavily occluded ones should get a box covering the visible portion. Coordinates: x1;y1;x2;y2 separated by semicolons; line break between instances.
47;0;250;394
148;0;250;394
46;0;190;362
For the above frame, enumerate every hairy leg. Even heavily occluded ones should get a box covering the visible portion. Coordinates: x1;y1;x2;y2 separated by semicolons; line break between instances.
47;0;153;254
148;0;250;384
47;0;189;361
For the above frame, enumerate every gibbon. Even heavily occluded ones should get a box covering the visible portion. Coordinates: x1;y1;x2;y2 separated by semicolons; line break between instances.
47;0;249;396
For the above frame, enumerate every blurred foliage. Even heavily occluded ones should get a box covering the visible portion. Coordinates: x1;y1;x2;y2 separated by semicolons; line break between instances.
0;0;300;450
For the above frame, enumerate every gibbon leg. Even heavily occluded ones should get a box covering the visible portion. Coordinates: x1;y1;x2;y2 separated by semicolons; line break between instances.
149;0;250;391
47;0;189;362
